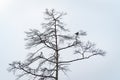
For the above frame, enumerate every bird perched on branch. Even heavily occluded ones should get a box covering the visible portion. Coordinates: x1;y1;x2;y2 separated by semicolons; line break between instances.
75;32;79;36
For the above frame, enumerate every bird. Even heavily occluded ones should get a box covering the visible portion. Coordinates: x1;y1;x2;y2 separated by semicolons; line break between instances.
75;32;79;35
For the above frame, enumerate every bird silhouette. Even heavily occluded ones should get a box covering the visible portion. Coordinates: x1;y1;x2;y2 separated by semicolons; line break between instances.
75;32;79;35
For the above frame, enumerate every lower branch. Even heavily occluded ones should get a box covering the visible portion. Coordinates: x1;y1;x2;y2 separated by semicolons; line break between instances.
59;53;100;63
20;67;56;79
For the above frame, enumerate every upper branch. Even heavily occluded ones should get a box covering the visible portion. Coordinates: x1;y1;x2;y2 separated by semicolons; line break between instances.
58;44;75;51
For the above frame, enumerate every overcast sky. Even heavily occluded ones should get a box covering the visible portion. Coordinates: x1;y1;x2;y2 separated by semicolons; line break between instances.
0;0;120;80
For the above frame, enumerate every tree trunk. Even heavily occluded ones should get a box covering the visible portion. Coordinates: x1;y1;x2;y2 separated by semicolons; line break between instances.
55;20;59;80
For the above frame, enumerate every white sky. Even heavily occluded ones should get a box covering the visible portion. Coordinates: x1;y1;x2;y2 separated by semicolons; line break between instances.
0;0;120;80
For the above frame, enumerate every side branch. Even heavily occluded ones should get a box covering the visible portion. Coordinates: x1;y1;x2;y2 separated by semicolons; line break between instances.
59;53;101;63
26;54;56;66
8;62;56;79
44;42;56;50
19;66;55;79
58;44;75;51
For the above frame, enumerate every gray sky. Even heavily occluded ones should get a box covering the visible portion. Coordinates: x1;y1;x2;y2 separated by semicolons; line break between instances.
0;0;120;80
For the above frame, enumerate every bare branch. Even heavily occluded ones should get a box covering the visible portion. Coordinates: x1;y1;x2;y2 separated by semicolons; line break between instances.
9;62;56;79
59;53;105;64
58;44;75;51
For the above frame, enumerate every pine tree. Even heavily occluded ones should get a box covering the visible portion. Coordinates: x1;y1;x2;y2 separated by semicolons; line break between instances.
8;9;105;80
